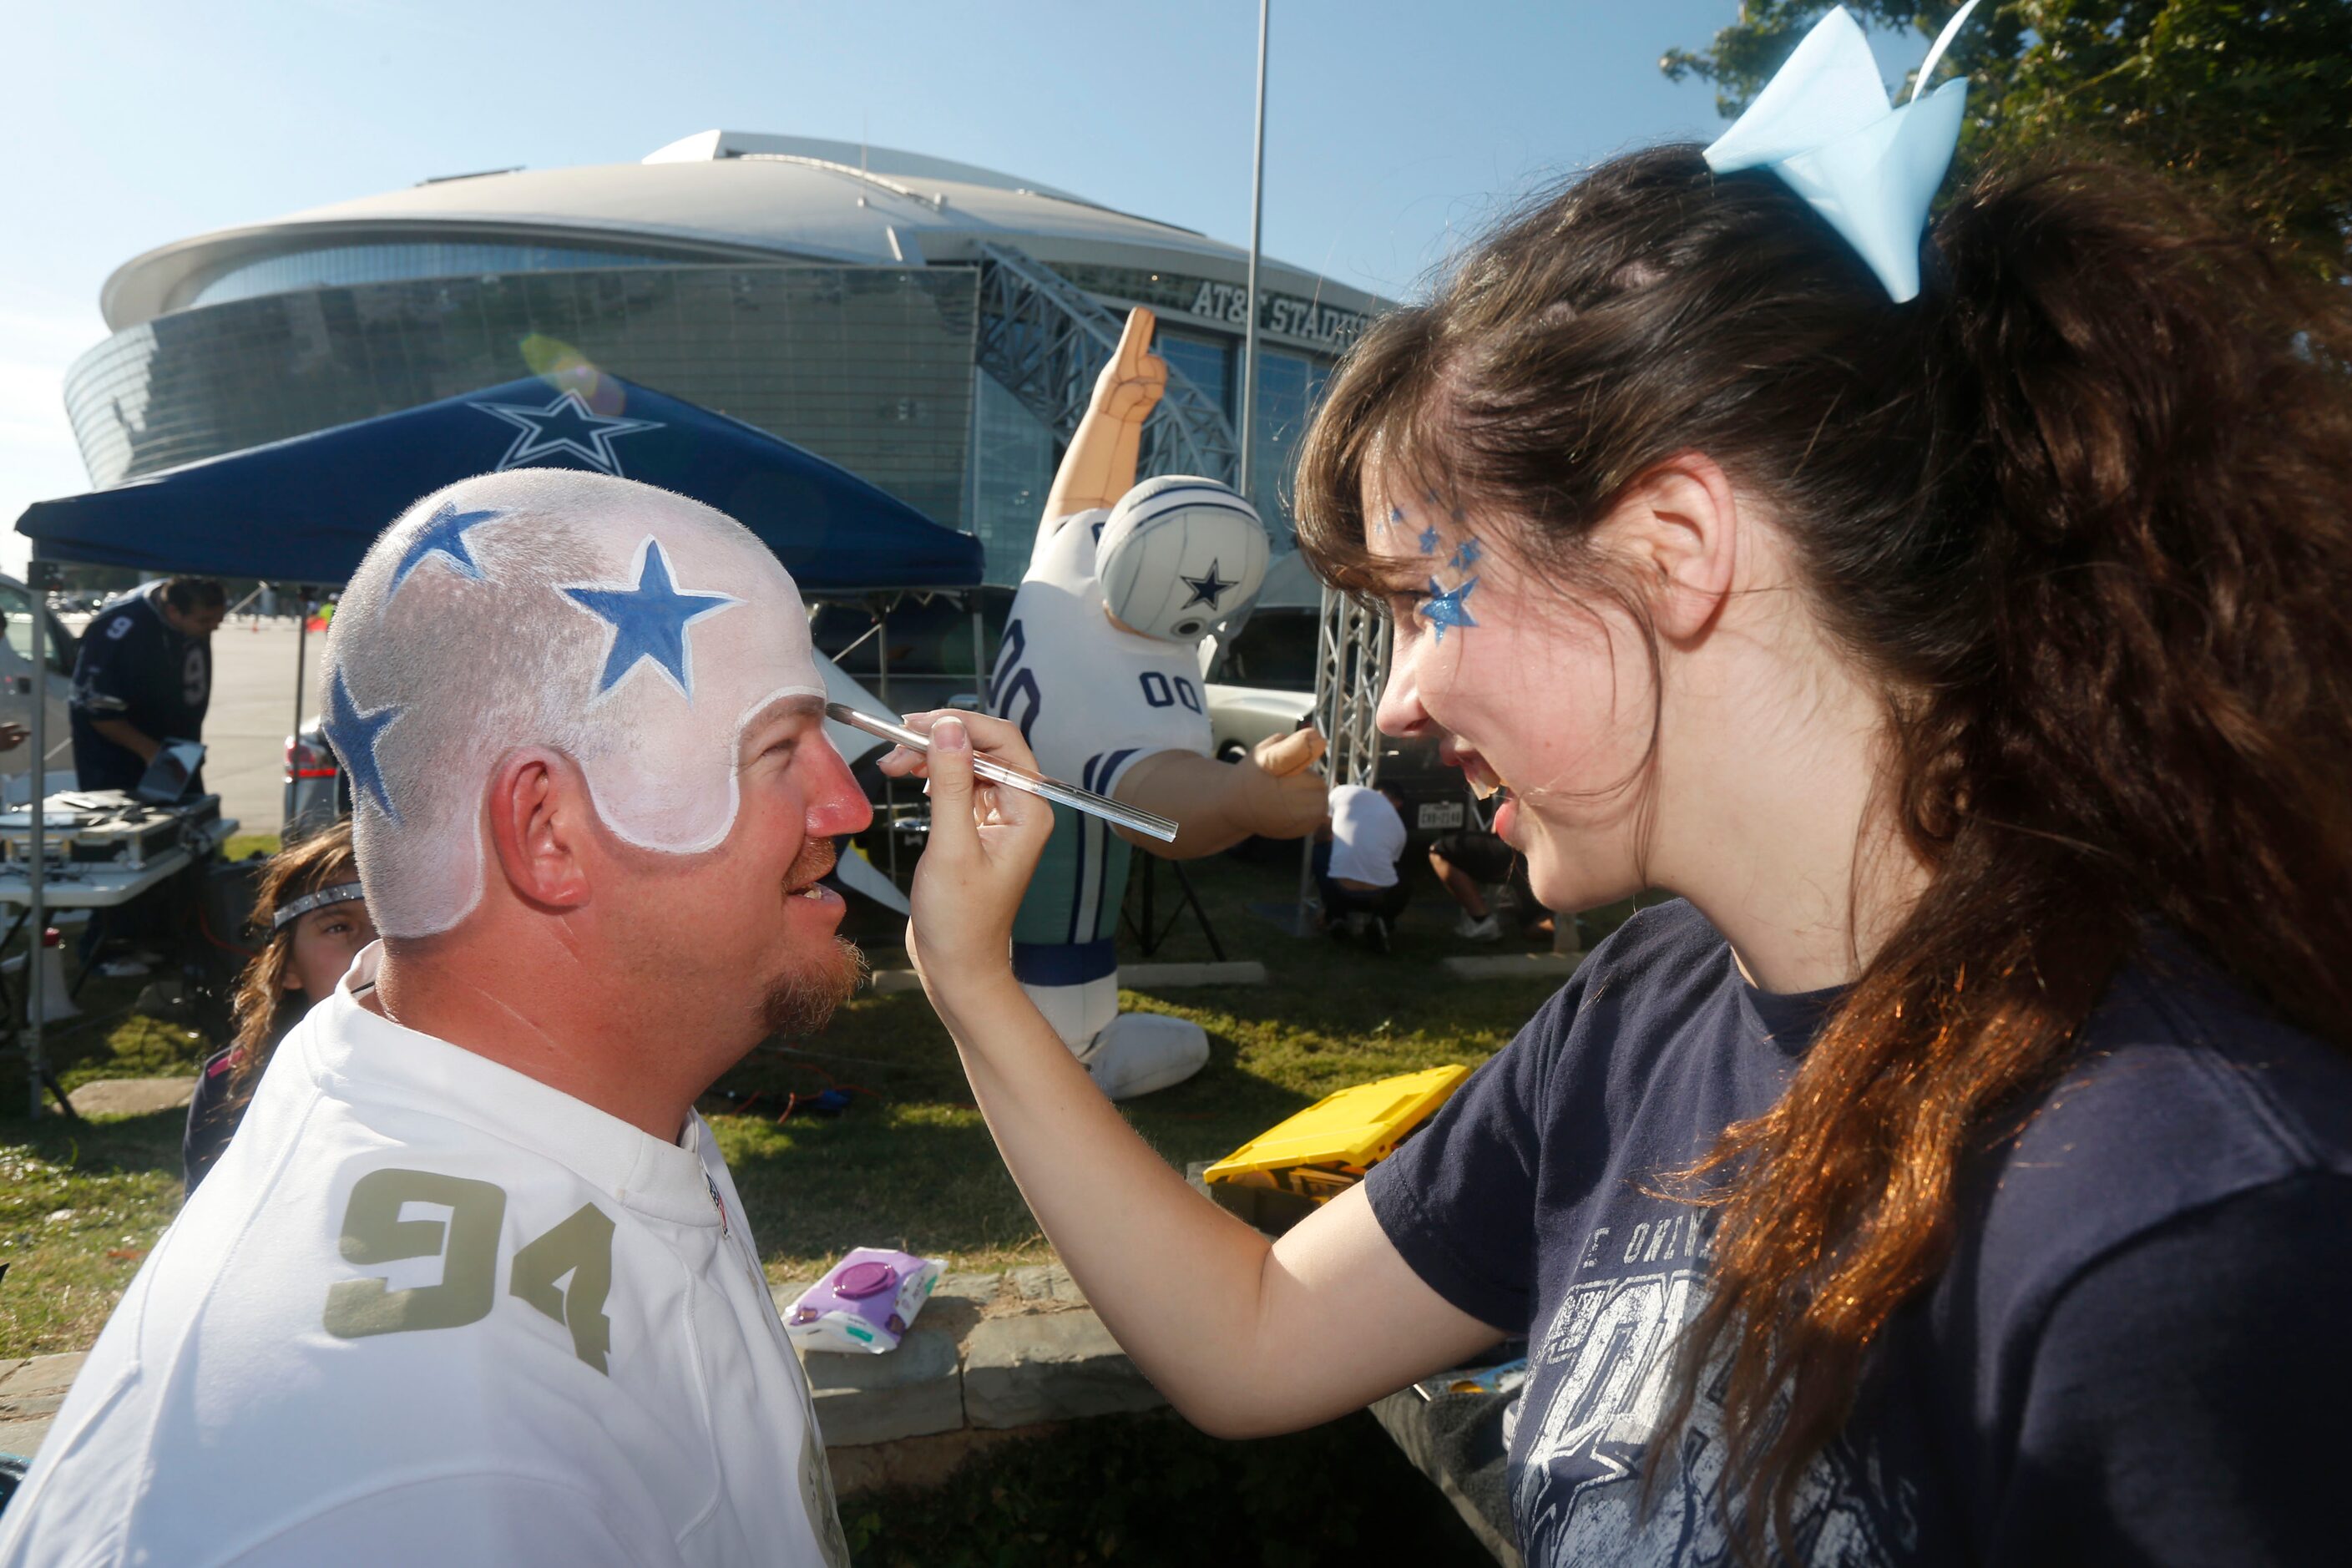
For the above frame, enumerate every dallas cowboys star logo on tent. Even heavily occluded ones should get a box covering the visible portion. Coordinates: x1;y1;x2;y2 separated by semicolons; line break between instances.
1180;559;1238;611
472;389;664;476
324;670;402;822
1422;574;1479;643
559;538;739;701
387;502;504;597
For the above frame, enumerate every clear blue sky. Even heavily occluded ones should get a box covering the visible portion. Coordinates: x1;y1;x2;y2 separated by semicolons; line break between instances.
0;0;1932;576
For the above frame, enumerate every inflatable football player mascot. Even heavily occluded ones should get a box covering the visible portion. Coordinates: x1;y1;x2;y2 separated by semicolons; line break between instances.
989;307;1329;1100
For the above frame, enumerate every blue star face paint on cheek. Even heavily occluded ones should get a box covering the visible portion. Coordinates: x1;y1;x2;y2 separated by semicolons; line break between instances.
1451;538;1484;571
1418;525;1443;554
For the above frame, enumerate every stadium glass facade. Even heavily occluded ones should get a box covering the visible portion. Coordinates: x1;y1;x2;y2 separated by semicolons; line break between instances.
68;239;1359;585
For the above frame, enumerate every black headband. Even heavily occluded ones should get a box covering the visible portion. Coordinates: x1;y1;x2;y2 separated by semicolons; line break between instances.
271;882;365;932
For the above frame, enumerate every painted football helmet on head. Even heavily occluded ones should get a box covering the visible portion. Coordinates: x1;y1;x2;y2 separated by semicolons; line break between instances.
1095;476;1270;645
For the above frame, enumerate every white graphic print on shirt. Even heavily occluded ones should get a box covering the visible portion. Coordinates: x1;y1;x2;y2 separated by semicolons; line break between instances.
1511;1201;1919;1567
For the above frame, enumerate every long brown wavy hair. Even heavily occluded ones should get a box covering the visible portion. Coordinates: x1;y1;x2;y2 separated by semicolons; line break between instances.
227;821;361;1106
1294;147;2352;1550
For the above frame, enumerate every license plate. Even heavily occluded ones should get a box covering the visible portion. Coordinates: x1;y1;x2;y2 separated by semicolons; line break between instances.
1417;801;1464;831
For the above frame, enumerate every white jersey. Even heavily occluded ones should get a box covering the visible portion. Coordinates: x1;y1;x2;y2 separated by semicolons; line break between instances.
994;512;1211;959
1326;784;1407;887
0;946;847;1568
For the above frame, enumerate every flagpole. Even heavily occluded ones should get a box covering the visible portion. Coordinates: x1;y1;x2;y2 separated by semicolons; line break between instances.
1237;0;1269;499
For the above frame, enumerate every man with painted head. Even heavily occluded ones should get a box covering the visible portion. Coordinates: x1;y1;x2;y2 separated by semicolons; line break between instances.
989;307;1328;1099
0;469;867;1567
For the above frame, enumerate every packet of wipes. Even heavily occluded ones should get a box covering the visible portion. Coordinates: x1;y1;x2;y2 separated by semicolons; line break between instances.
784;1247;946;1354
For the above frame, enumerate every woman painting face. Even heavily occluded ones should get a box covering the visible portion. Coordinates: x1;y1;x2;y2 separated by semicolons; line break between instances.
284;896;377;1003
1365;478;1660;918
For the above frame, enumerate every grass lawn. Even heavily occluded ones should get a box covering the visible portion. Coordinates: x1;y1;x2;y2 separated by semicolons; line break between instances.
0;840;1622;1357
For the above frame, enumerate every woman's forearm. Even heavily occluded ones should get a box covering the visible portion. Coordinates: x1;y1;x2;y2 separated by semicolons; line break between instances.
930;972;1284;1432
928;971;1500;1436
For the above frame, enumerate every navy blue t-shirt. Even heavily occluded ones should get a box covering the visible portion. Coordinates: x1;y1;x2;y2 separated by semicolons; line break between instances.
1367;900;2352;1565
68;589;211;791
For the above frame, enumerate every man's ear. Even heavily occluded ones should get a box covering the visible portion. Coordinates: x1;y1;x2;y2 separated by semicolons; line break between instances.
1597;452;1741;643
484;750;592;912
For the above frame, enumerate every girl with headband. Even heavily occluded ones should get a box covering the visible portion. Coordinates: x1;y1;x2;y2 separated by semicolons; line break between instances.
887;8;2352;1561
182;822;373;1191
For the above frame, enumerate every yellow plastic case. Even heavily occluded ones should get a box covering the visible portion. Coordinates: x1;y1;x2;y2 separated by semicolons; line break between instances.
1203;1065;1471;1191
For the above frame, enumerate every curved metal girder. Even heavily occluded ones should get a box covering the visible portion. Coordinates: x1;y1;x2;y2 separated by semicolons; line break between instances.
974;243;1240;485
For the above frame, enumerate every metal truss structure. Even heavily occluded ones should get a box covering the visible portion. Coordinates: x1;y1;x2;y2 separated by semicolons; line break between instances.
1310;581;1391;790
974;243;1241;485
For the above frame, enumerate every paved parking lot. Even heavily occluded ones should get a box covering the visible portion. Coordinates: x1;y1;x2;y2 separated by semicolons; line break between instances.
203;618;329;841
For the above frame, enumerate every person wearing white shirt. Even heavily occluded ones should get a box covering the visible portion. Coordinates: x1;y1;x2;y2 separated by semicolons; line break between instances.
1313;782;1411;950
0;470;871;1567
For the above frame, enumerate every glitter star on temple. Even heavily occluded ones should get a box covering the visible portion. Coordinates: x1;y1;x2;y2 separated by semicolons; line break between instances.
387;502;504;597
1451;538;1484;571
324;670;402;822
1421;575;1480;643
1418;525;1443;554
560;539;740;700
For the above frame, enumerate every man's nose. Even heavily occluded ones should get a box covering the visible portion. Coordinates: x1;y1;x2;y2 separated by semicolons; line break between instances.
806;735;874;838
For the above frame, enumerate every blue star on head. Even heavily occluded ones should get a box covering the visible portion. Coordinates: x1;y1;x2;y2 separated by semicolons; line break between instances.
1450;537;1485;572
1417;524;1443;554
471;389;663;476
387;502;504;598
560;539;740;701
1421;574;1480;643
324;670;402;822
1180;558;1238;610
1380;505;1405;531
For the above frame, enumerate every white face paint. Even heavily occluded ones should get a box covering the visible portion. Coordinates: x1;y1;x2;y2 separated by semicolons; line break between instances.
325;468;826;938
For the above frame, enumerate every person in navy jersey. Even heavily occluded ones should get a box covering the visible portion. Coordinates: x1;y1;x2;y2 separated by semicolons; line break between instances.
68;575;225;792
876;9;2352;1563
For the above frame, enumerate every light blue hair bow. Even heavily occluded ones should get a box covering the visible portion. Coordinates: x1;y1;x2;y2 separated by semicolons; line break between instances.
1703;1;1982;302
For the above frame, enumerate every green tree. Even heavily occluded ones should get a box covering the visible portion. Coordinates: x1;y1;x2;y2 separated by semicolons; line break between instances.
1662;3;2352;276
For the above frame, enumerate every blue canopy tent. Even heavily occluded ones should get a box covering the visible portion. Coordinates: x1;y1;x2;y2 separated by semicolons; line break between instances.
14;373;982;591
2;378;979;1112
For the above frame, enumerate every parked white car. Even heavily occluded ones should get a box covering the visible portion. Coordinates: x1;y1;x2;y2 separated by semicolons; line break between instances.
0;576;78;797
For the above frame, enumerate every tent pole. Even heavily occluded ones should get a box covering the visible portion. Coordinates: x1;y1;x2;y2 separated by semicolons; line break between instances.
971;601;986;709
877;600;897;885
292;589;310;785
24;562;51;1118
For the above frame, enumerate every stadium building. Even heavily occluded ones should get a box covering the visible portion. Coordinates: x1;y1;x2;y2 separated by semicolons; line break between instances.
67;131;1384;584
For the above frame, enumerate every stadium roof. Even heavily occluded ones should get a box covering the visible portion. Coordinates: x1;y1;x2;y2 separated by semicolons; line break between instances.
102;132;1386;331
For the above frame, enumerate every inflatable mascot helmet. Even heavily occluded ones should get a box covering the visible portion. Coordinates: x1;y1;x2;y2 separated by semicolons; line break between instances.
1096;476;1270;645
324;468;827;938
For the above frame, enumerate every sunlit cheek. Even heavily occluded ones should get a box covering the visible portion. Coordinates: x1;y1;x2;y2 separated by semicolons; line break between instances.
1510;604;1656;810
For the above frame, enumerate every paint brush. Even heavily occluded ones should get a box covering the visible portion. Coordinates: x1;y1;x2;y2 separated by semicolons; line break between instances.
825;703;1180;844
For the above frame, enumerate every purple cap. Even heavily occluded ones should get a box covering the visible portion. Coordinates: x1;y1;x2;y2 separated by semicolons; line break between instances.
834;1259;899;1300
